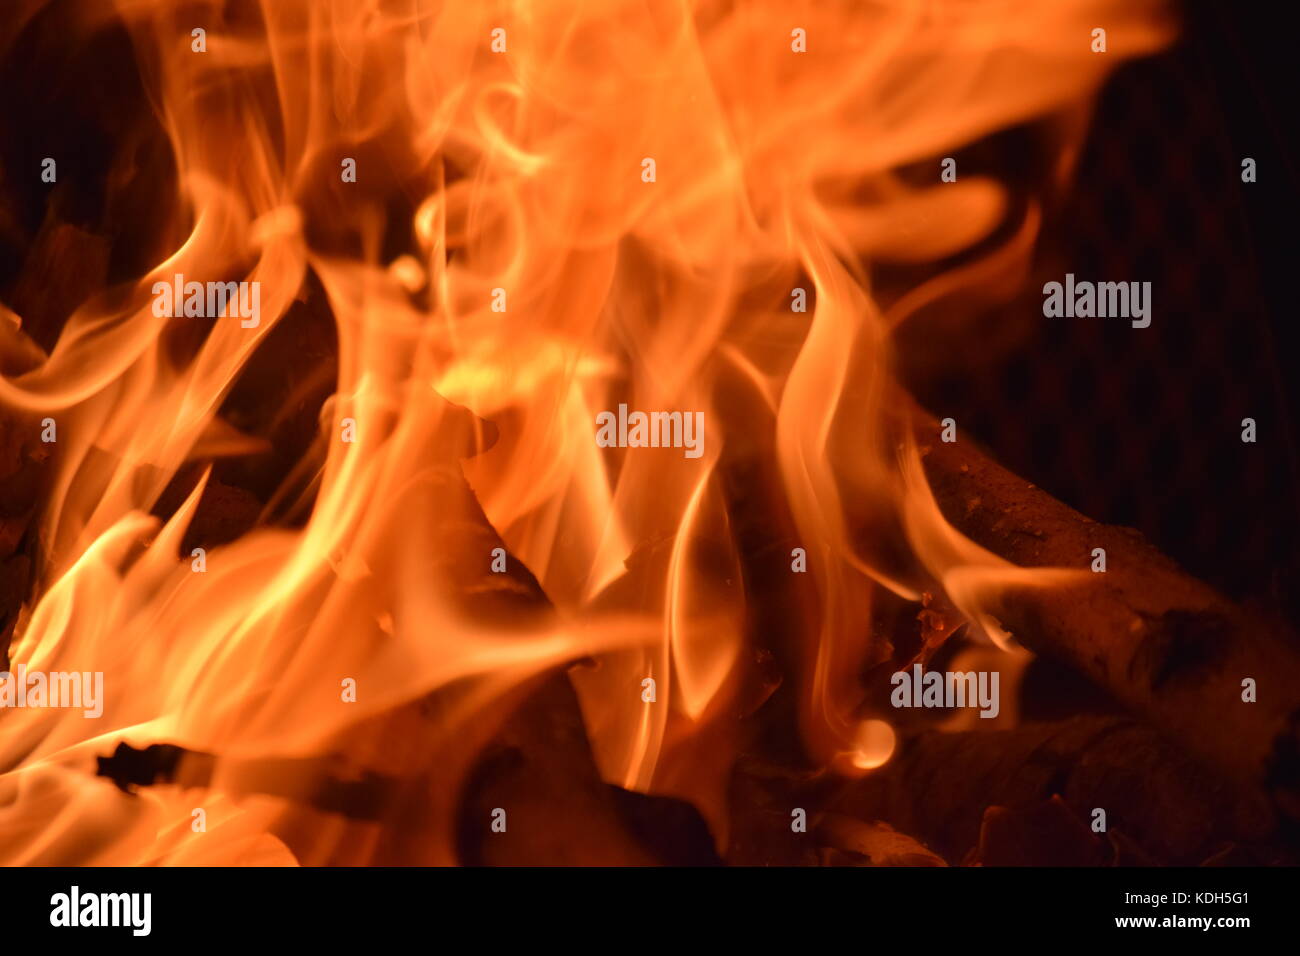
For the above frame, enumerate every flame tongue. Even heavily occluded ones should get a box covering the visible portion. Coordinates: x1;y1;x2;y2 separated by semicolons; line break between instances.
0;0;1171;863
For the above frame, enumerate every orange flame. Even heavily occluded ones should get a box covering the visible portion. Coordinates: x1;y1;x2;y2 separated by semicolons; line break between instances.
0;0;1173;863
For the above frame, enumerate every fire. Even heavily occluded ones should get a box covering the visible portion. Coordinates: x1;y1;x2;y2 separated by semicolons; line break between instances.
0;0;1173;864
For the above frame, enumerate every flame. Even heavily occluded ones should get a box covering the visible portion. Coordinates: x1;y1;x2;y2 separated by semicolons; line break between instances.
0;0;1173;863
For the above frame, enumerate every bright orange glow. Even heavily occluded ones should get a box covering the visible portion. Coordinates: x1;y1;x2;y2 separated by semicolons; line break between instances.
0;0;1172;864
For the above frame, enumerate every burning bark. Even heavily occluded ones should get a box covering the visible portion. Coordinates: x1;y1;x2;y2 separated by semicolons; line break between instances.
912;409;1300;813
830;715;1281;866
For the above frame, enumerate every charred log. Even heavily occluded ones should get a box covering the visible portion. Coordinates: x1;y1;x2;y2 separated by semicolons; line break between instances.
914;409;1300;813
831;715;1281;865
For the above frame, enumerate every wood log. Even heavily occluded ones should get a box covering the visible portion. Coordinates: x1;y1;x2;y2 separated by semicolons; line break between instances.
830;716;1280;865
911;408;1300;814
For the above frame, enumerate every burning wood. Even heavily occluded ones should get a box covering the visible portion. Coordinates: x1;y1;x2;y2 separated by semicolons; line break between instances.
1;0;1284;875
912;409;1300;812
830;715;1280;866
